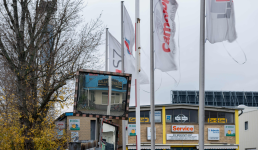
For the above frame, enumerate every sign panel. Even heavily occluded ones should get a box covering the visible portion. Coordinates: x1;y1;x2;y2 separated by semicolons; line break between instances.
149;111;161;122
128;124;136;136
147;127;156;140
208;128;220;140
55;121;65;129
167;134;198;140
166;115;172;122
69;119;80;130
172;125;194;132
208;118;227;123
175;114;188;122
128;117;149;123
71;132;79;142
98;79;123;90
224;125;235;136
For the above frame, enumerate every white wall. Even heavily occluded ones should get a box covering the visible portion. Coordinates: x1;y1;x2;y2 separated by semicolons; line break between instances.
239;110;258;150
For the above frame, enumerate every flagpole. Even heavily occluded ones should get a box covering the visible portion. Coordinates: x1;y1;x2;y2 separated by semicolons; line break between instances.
199;0;205;150
106;28;108;71
150;0;155;150
121;2;127;150
135;1;141;150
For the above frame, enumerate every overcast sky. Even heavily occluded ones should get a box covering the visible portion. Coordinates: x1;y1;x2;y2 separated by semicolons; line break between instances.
64;0;258;112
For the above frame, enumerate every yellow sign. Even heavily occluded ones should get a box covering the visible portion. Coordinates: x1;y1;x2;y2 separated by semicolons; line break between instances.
208;118;227;123
129;117;149;122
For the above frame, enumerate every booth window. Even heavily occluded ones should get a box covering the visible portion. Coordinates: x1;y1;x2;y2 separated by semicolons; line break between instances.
205;111;234;123
102;92;108;104
166;109;198;123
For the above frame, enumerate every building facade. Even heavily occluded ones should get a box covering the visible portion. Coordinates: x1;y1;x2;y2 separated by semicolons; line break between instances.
239;109;258;150
126;104;242;150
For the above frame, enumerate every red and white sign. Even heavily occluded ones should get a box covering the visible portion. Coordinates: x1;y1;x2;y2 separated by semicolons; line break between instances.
172;125;194;132
55;121;65;129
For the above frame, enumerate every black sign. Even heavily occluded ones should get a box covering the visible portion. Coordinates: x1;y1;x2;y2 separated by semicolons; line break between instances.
98;79;122;90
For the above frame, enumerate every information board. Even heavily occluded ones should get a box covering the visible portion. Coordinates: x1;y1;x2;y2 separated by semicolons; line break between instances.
208;128;220;140
167;134;198;140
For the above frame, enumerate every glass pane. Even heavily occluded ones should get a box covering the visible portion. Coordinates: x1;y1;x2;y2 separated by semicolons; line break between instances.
140;111;145;122
218;112;227;123
174;109;181;123
149;111;161;123
115;93;120;103
155;111;161;122
144;111;150;123
226;113;234;123
209;111;217;123
102;94;108;104
111;95;115;104
128;112;135;124
190;110;198;123
181;109;189;123
205;111;209;123
77;73;128;117
166;109;173;123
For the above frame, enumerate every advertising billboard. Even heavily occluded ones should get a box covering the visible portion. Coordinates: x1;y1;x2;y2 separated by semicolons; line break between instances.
73;69;132;120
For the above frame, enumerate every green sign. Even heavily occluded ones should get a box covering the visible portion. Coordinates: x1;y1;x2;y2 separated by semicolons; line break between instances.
69;119;80;130
128;124;136;136
224;125;235;136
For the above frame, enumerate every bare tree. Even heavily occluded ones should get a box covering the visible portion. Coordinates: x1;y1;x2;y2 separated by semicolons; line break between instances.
0;0;104;148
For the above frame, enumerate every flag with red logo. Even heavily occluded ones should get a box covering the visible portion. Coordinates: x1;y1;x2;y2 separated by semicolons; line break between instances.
108;31;149;85
206;0;237;43
154;0;178;72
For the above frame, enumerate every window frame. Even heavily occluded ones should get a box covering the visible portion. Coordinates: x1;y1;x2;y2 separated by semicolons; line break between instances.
128;110;162;124
205;111;235;124
165;109;198;123
245;121;248;130
102;92;120;105
102;92;108;105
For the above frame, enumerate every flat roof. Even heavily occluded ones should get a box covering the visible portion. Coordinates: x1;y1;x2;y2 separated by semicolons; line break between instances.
129;103;244;110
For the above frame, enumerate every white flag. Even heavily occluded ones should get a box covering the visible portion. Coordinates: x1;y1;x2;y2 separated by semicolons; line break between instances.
206;0;237;44
154;0;178;72
109;33;122;73
123;7;149;84
108;32;149;84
